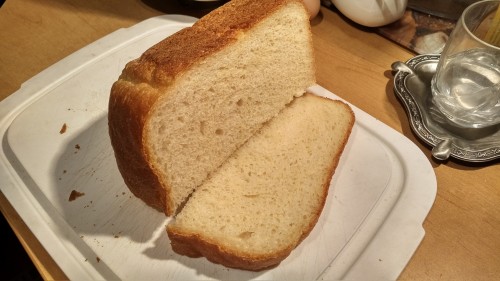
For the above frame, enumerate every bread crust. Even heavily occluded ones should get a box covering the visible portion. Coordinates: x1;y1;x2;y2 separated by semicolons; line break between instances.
166;96;355;271
167;226;294;271
109;0;306;215
109;81;165;211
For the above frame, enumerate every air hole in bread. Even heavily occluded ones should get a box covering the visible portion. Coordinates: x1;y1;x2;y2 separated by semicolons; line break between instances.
238;231;254;239
236;99;244;106
215;128;224;135
200;121;206;135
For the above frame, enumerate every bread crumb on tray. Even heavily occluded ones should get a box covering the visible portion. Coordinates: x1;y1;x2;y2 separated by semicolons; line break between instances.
68;190;85;201
59;123;67;134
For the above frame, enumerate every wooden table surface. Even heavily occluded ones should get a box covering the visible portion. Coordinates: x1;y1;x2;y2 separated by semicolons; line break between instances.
1;0;499;280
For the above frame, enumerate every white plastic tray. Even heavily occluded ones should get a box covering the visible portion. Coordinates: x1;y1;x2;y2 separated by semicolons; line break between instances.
0;15;436;280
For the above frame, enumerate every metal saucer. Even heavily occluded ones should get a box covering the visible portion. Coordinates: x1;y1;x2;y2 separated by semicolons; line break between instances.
392;54;500;162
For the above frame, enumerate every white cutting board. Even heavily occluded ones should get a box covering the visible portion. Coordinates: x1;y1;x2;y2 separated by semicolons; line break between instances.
0;15;436;280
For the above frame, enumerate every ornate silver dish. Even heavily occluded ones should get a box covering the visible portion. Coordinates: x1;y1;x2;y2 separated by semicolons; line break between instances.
392;54;500;162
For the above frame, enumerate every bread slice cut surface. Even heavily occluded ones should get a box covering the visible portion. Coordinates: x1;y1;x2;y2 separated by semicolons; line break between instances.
167;93;355;271
108;0;315;215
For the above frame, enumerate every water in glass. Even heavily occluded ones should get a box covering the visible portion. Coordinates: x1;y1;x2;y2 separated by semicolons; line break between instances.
432;48;500;128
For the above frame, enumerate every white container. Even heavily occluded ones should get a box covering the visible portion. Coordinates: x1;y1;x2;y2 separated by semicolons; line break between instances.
331;0;408;27
0;15;435;280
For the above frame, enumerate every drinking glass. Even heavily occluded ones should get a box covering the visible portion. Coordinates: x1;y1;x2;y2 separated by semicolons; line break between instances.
431;0;500;129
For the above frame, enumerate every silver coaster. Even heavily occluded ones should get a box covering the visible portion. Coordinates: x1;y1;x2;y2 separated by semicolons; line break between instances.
392;54;500;162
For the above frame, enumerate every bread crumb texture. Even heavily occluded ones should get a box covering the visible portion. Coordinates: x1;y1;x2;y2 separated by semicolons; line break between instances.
168;94;355;270
142;0;315;214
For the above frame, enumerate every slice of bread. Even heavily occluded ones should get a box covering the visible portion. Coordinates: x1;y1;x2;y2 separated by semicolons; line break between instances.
167;93;355;271
108;0;315;216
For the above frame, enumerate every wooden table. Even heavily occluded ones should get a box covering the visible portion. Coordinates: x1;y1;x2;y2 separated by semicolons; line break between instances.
1;1;499;280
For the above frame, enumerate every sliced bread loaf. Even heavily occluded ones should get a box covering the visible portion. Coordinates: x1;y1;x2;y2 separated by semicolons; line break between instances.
167;93;355;271
108;0;315;216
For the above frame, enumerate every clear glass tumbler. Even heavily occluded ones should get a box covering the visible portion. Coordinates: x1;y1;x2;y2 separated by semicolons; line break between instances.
431;0;500;129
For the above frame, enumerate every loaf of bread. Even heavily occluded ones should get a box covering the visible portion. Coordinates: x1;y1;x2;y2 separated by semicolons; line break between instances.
109;0;356;271
167;93;355;270
108;0;316;216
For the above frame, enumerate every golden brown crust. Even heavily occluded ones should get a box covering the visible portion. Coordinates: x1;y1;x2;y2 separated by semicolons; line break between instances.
109;0;306;216
121;0;303;87
108;80;166;212
167;226;294;271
